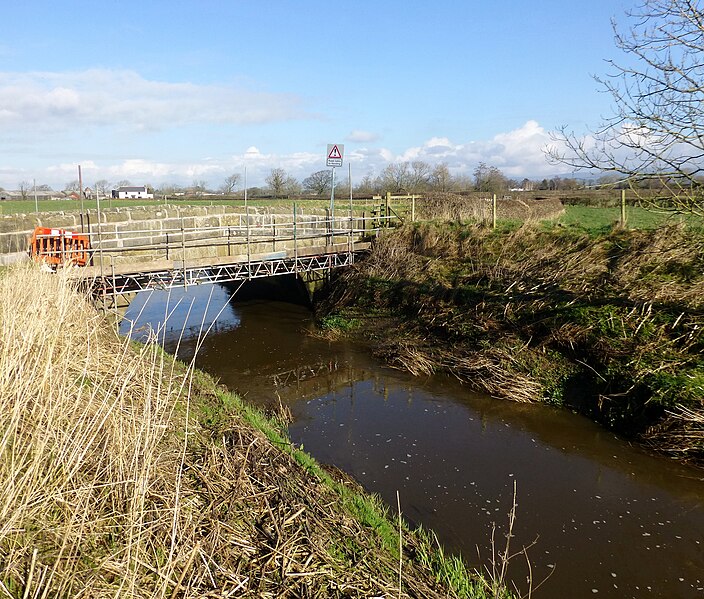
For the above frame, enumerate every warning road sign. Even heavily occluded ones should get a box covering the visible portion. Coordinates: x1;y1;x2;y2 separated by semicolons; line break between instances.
326;143;344;167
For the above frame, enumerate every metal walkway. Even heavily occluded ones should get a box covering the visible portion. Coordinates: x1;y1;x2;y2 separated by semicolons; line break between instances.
90;244;365;297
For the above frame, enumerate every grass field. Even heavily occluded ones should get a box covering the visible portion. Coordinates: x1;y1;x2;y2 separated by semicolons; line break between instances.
557;205;698;234
1;196;702;237
0;197;333;215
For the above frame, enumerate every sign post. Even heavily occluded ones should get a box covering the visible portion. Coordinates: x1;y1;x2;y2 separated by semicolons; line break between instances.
326;144;344;239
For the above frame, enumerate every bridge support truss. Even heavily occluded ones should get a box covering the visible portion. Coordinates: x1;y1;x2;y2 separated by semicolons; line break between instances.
92;249;359;298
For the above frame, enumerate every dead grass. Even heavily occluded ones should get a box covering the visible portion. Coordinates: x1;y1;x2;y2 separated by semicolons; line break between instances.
373;338;541;403
0;263;187;597
0;263;499;597
417;193;564;223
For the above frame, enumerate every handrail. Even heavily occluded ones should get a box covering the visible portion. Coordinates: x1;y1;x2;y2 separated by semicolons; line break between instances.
30;211;399;265
32;213;395;243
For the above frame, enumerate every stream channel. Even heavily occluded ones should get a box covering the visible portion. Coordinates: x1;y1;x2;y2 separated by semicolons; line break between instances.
120;281;704;599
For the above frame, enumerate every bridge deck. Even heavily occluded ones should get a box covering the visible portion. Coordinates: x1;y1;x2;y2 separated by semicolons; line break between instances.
33;210;395;299
81;241;370;297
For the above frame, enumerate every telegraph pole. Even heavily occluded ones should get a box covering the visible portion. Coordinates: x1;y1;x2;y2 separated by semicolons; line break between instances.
78;164;84;231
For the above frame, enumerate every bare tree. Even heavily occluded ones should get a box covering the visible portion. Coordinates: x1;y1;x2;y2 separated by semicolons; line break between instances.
355;173;381;195
303;170;333;195
115;180;132;188
17;181;31;201
549;0;704;215
94;179;110;198
220;173;242;195
266;168;287;197
430;163;454;192
284;175;301;196
379;162;410;193
191;180;208;196
473;162;508;194
64;180;80;193
453;174;473;191
407;161;431;192
158;182;183;195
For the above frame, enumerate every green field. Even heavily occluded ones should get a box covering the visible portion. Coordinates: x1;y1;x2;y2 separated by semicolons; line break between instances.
0;197;331;215
557;205;697;234
0;196;393;216
2;196;702;236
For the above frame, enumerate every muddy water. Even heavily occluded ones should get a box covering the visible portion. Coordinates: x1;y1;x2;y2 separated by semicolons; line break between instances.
121;284;704;599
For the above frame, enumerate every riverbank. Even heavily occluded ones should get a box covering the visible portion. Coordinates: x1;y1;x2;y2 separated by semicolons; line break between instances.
319;221;704;465
0;264;516;598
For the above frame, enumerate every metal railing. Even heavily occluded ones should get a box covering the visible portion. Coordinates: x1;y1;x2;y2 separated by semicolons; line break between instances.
29;209;400;304
31;210;398;268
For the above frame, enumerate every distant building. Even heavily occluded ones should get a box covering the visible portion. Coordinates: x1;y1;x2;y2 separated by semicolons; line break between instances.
112;186;153;199
0;189;62;201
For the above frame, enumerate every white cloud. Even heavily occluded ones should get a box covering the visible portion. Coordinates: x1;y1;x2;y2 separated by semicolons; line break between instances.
0;120;568;190
0;69;310;133
36;148;325;189
386;121;560;178
346;130;379;143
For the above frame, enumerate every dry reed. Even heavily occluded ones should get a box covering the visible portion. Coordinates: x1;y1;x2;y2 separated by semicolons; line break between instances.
0;263;188;597
417;193;564;223
0;263;464;598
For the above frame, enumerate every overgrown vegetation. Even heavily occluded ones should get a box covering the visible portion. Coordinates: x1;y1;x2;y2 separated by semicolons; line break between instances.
320;221;704;463
0;264;511;597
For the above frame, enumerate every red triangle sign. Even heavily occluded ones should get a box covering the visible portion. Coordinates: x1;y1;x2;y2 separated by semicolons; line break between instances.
328;144;342;159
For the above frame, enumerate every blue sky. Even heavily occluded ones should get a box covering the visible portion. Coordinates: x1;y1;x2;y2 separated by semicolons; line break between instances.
0;0;632;190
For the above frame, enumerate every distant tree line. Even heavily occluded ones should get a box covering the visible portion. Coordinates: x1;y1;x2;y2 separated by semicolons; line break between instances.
13;158;686;203
179;162;598;199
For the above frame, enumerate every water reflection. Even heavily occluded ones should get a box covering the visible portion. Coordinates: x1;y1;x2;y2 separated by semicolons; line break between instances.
122;284;704;599
120;285;241;350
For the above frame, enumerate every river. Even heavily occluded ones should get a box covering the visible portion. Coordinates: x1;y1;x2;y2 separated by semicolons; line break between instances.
121;282;704;599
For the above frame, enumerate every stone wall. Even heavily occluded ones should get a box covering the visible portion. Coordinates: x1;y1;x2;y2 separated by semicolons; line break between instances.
0;204;366;266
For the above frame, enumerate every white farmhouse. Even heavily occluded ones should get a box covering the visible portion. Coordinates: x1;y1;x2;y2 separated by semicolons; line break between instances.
112;186;154;199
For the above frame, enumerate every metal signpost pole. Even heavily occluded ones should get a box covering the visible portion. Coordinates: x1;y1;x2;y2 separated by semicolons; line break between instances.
349;163;354;259
330;167;335;241
244;167;251;278
326;143;344;246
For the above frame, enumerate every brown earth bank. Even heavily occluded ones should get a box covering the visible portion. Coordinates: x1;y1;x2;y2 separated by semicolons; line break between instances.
317;222;704;465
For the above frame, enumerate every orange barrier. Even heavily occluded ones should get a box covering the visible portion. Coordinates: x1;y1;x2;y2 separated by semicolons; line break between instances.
29;227;91;267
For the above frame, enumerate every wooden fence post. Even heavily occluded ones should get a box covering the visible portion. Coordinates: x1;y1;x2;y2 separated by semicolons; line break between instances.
620;189;627;227
293;203;298;273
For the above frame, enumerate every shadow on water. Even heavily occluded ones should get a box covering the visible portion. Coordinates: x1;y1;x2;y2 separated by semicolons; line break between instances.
121;282;704;599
